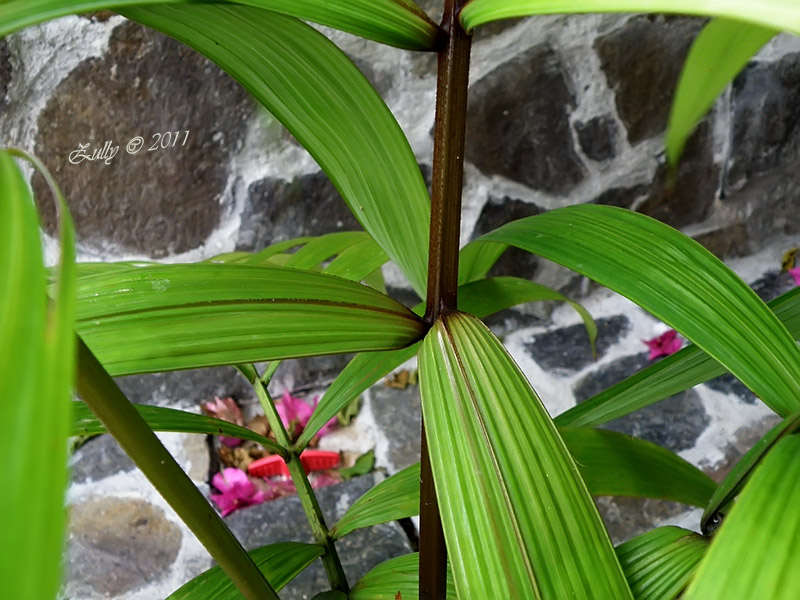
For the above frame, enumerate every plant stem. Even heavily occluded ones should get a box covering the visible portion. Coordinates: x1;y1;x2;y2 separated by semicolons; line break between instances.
251;372;350;592
422;1;472;598
75;339;279;600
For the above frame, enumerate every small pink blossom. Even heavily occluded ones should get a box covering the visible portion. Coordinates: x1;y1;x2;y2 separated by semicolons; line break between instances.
211;468;267;516
643;329;682;360
789;267;800;286
310;472;341;490
277;392;337;439
203;396;245;447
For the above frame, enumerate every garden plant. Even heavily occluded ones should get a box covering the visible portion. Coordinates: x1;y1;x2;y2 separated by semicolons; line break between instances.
3;0;800;599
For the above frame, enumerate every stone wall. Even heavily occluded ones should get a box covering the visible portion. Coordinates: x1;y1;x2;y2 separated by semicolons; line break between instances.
3;8;800;599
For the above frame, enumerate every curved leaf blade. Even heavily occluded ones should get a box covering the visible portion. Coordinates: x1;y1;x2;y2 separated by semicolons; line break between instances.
122;5;431;296
701;412;800;533
685;434;800;600
0;151;75;600
459;0;800;37
167;542;323;599
617;527;709;600
419;312;632;599
667;18;776;166
562;428;716;508
350;553;457;600
76;264;424;376
557;287;800;428
0;0;443;51
480;205;800;417
71;401;286;456
331;463;421;539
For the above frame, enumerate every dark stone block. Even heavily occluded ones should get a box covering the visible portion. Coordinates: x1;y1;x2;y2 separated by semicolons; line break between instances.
526;315;630;375
71;434;136;483
590;184;649;209
574;116;618;162
33;21;254;257
115;366;252;409
636;121;719;228
595;496;689;545
595;15;704;144
705;373;756;404
575;353;710;452
483;308;544;339
465;45;586;194
470;195;543;280
226;475;412;599
0;39;11;107
725;53;800;192
692;223;752;259
66;498;182;597
237;172;361;251
370;385;421;473
749;269;795;303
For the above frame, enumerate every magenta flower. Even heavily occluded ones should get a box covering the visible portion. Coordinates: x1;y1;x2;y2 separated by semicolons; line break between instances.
203;396;244;447
789;267;800;286
643;329;682;360
277;392;337;439
210;468;268;516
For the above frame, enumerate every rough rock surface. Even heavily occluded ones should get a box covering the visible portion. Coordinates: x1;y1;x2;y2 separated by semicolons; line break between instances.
465;45;586;193
32;21;253;257
66;497;182;598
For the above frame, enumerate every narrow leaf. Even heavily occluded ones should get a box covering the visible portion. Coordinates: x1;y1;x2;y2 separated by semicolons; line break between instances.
331;463;420;539
667;18;776;166
0;0;443;51
459;0;800;38
562;428;716;508
701;412;800;534
617;527;709;600
685;434;800;600
71;401;286;456
122;5;431;297
557;287;800;428
0;150;74;600
76;263;424;376
350;553;457;600
480;205;800;417
419;312;631;598
167;542;323;599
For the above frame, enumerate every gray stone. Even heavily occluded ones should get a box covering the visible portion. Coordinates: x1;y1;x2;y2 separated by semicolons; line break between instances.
66;497;182;598
0;39;11;107
575;353;710;452
465;45;586;194
237;172;361;252
225;475;412;599
636;121;719;228
595;496;690;545
115;366;252;408
370;384;421;473
525;315;630;375
574;116;618;162
470;195;543;280
278;354;356;395
590;184;649;209
725;53;800;192
693;223;753;259
483;308;544;340
71;434;135;484
33;21;254;257
704;415;782;484
704;373;756;404
595;15;704;143
749;269;795;303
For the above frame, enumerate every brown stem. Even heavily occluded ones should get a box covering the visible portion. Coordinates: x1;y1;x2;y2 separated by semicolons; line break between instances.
421;1;472;598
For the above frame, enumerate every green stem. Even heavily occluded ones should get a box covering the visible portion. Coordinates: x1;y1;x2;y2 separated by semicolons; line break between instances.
421;1;472;598
75;339;279;600
251;371;350;592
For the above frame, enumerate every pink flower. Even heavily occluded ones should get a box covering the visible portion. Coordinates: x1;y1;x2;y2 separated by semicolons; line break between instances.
210;468;267;516
203;396;244;447
789;267;800;286
277;392;337;439
643;329;682;360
